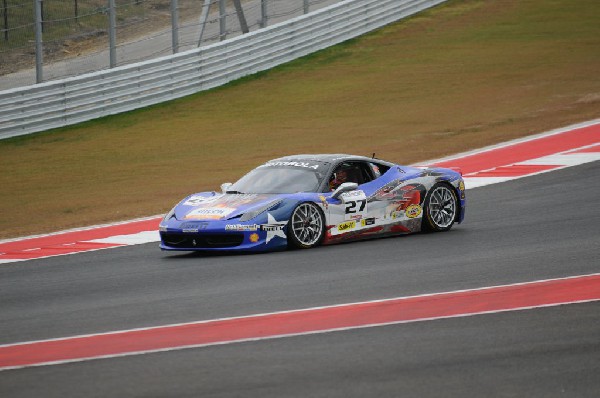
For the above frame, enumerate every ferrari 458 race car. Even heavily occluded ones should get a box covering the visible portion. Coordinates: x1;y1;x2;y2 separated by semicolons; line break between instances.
159;154;466;252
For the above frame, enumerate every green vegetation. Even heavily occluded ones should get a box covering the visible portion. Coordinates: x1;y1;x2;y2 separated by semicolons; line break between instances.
1;0;109;50
1;0;599;239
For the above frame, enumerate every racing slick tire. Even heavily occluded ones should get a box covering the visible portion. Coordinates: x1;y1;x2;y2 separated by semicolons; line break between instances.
287;202;326;249
422;182;458;232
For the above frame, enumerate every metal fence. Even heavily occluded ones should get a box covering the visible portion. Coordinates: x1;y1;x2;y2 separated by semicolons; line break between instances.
0;0;341;90
0;0;447;140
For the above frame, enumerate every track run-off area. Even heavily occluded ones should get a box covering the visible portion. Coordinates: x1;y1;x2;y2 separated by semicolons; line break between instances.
1;120;599;397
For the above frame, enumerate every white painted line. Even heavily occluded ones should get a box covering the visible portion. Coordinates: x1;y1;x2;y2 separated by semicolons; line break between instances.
0;215;162;245
463;177;513;189
517;152;600;166
88;230;160;245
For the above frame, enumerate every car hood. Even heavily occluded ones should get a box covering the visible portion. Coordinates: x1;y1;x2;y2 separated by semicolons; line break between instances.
174;192;282;221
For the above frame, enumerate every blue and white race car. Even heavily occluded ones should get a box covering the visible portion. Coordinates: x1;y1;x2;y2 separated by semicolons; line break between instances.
159;154;466;252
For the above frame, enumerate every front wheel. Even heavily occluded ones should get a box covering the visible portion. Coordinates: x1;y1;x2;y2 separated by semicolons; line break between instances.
422;183;458;232
287;202;325;249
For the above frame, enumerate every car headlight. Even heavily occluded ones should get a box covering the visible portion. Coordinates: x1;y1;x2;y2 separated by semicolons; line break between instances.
239;200;282;222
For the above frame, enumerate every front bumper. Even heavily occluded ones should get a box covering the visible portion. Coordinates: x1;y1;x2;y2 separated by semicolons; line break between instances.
159;220;288;252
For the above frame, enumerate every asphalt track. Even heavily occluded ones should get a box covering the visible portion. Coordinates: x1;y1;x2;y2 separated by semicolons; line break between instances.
1;161;599;397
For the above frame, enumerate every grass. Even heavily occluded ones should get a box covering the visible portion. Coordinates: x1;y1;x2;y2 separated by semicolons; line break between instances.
1;0;116;50
0;0;599;239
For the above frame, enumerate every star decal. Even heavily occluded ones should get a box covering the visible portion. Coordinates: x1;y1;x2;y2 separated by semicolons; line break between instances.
262;213;287;243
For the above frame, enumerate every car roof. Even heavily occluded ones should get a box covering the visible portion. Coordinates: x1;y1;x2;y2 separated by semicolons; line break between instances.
270;154;393;165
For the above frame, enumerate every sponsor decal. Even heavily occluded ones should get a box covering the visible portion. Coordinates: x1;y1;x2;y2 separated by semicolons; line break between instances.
406;204;422;219
361;218;376;227
391;211;404;219
319;195;329;210
184;195;220;206
185;193;265;207
249;233;260;243
261;225;284;232
262;213;287;243
341;190;368;220
225;224;259;231
337;220;356;232
180;222;209;233
217;193;262;204
185;207;235;220
459;180;466;199
259;161;320;170
340;190;365;199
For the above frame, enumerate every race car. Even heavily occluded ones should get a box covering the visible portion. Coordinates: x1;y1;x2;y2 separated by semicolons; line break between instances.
159;154;466;252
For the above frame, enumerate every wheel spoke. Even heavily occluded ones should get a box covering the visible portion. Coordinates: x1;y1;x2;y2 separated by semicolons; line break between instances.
428;186;456;229
291;203;324;247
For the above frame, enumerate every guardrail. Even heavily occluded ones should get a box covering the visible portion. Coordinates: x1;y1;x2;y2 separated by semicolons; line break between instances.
0;0;446;140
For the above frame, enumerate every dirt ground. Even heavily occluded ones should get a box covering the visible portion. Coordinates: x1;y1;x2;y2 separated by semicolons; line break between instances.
0;0;598;239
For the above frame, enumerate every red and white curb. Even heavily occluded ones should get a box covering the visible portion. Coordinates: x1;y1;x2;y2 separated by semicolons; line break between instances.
425;119;600;188
0;218;162;264
1;119;598;264
1;273;599;371
460;142;600;188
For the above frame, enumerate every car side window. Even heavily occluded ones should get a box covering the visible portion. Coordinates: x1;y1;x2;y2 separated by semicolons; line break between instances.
356;162;375;183
327;161;388;191
369;162;390;178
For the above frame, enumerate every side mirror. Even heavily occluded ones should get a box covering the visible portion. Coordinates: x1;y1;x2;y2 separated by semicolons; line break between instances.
220;182;233;194
332;182;359;199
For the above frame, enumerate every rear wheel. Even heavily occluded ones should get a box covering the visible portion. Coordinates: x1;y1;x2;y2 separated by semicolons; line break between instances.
288;203;325;249
422;183;458;232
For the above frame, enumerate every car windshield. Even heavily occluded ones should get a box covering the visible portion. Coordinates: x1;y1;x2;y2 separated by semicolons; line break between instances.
228;166;324;194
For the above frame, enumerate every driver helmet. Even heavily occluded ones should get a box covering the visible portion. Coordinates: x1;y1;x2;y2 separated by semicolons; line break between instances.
329;168;349;190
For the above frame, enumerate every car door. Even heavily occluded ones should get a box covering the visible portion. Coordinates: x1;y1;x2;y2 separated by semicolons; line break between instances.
326;160;423;238
325;161;380;237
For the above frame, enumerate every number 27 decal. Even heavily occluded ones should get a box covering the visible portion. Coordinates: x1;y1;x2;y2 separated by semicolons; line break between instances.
345;199;366;214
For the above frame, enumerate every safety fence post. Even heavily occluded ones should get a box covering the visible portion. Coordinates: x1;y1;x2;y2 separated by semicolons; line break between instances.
171;0;179;53
34;0;43;83
261;0;268;28
2;0;8;41
219;0;226;41
108;0;116;68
